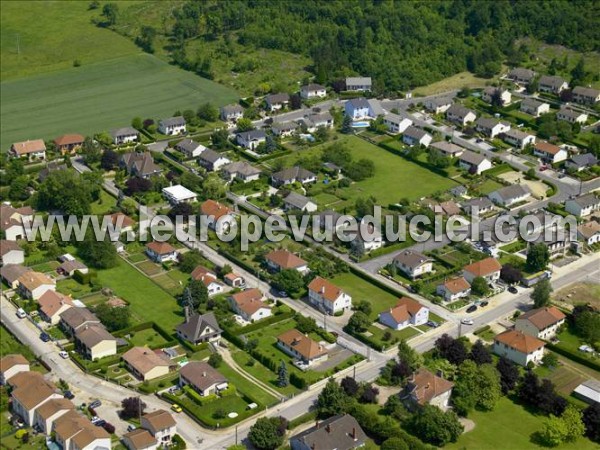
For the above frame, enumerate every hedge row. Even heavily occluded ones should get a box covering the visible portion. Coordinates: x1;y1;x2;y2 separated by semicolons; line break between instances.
224;311;295;335
545;343;600;372
343;326;385;352
289;372;308;389
474;325;491;336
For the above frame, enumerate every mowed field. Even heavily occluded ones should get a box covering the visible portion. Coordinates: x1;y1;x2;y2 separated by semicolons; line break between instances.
1;53;238;150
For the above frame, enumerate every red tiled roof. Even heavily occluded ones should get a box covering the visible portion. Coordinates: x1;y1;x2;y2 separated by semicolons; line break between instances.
442;277;471;294
54;134;84;147
463;257;501;277
265;249;306;269
494;329;545;353
201;200;232;220
146;241;176;255
307;276;344;303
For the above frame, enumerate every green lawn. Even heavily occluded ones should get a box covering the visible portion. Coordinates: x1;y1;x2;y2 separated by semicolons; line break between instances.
129;328;170;348
330;272;400;319
90;189;117;215
1;324;35;360
95;259;184;330
231;350;300;396
216;362;279;407
56;278;92;298
446;396;597;450
1;53;238;150
476;179;504;195
127;253;148;264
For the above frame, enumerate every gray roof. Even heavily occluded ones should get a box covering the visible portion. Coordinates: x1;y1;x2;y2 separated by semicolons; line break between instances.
521;98;546;109
393;250;431;269
199;149;228;164
508;68;536;81
290;414;367;450
476;117;502;129
462;197;493;211
180;361;227;392
60;307;100;330
301;83;326;92
347;97;370;109
570;193;600;208
558;108;585;120
272;122;299;132
223;161;261;177
176;312;221;342
573;86;600;97
121;152;161;177
489;184;531;202
39;161;68;181
450;185;468;196
110;127;138;138
459;150;488;166
447;104;476;119
430;141;464;155
0;264;31;285
426;97;452;108
266;93;290;104
272;166;316;183
569;153;598;168
75;324;116;348
159;116;185;127
539;75;567;88
367;99;385;116
504;129;533;140
403;126;429;140
346;77;372;86
175;139;203;154
221;104;244;114
236;130;266;141
284;192;314;209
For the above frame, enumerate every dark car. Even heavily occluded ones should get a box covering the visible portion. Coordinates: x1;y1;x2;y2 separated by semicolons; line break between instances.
427;321;440;328
89;400;102;409
466;305;478;313
94;420;106;427
508;286;518;294
63;391;75;400
480;301;489;307
40;332;50;342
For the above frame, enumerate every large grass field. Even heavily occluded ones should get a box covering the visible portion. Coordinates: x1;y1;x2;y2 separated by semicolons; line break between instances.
446;396;597;450
1;53;238;150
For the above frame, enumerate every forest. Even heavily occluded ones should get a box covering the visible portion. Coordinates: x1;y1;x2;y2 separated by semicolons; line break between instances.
157;0;600;93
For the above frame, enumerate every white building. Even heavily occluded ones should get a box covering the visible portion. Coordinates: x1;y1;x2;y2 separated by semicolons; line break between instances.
488;184;531;207
482;87;511;105
475;117;511;139
141;409;177;447
393;250;433;279
533;141;568;164
0;354;29;385
539;75;568;94
515;306;566;340
300;83;327;99
402;126;432;147
462;257;501;284
446;104;477;126
345;77;372;92
556;107;588;124
436;277;471;302
458;150;492;175
158;116;186;135
503;129;536;149
493;329;545;367
307;276;352;315
162;185;197;205
379;297;429;330
383;113;412;134
565;194;600;217
520;98;550;117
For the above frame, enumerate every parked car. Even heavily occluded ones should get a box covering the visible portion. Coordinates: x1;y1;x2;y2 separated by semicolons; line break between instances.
40;332;50;342
94;420;106;427
466;305;478;313
480;301;489;307
127;425;137;432
63;391;74;400
16;308;26;319
508;286;518;294
59;351;69;359
427;321;440;328
171;404;182;413
461;318;474;325
89;400;102;409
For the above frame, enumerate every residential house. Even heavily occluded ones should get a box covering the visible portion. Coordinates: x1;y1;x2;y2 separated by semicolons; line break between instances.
222;161;261;183
54;134;84;154
298;111;335;132
434;200;462;216
462;257;502;283
284;192;317;213
565;194;600;217
38;290;74;325
9;139;46;160
578;220;600;246
503;129;536;149
402;126;432;147
539;75;569;94
520;98;550;117
424;97;452;114
0;204;33;241
458;150;492;174
557;107;588;124
382;113;413;134
401;368;454;411
120;152;162;178
111;127;139;145
158;116;186;135
0;240;24;265
17;271;55;299
265;93;290;111
236;130;267;150
11;373;60;426
528;224;571;259
450;185;468;198
58;259;88;277
289;414;367;450
265;249;308;273
507;68;536;84
224;272;245;288
572;86;600;105
379;297;429;330
277;329;328;366
176;311;222;345
229;288;272;322
55;412;111;450
0;354;29;385
313;210;353;234
38;160;68;182
190;265;224;296
350;220;383;253
107;212;135;235
565;153;598;172
430;141;464;157
393;250;433;279
141;409;177;447
7;370;46;389
175;139;207;158
198;149;231;172
300;83;327;99
436;277;471;302
533;141;568;163
59;307;100;336
220;104;244;122
482;87;511;105
573;380;600;406
123;347;173;381
0;264;31;289
446;104;477;126
272;121;299;137
33;398;74;435
344;97;373;120
75;324;117;360
200;199;235;235
493;329;545;366
271;166;317;186
515;306;566;340
145;241;178;263
307;276;352;315
488;184;531;207
162;185;197;205
345;77;372;92
475;117;511;138
179;361;228;396
122;428;158;450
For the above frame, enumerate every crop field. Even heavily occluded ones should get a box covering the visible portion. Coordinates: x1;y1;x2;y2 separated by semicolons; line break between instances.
1;53;238;150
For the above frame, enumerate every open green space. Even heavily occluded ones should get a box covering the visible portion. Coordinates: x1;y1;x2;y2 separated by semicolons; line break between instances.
445;396;597;450
1;53;238;151
129;328;171;348
95;258;183;329
127;253;148;264
136;260;163;277
216;361;278;407
0;324;35;361
231;350;300;396
331;272;399;319
90;190;118;215
56;278;92;298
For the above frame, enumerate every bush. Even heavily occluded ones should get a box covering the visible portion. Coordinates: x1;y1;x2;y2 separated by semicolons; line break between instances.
103;422;115;434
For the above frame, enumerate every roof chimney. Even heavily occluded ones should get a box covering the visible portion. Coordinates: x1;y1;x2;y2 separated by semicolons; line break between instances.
202;371;206;377
352;427;357;441
184;306;190;323
315;419;319;429
325;424;331;433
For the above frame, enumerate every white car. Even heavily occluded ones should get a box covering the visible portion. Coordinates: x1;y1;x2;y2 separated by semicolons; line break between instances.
461;318;474;326
59;351;69;359
16;308;27;319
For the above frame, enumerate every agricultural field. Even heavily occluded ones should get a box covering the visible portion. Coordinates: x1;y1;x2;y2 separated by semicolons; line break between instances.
412;71;493;96
553;282;600;310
